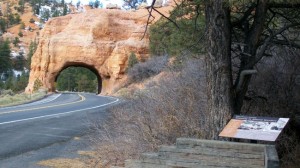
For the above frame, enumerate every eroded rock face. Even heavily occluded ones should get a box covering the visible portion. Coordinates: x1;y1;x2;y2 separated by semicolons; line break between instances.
25;9;150;94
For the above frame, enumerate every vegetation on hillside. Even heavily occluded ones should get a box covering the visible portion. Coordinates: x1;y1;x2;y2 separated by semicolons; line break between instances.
0;35;32;93
91;58;208;167
0;89;46;107
0;0;37;95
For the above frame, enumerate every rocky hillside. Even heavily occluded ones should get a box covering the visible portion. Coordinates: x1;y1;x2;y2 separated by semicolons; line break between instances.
1;0;40;55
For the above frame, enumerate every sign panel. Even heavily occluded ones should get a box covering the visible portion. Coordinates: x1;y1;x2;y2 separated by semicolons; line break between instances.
219;115;289;141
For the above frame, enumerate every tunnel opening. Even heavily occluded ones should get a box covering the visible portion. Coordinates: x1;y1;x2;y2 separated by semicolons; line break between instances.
55;63;102;94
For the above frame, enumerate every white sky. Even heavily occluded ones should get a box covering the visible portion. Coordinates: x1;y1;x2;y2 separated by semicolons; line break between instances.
62;0;154;6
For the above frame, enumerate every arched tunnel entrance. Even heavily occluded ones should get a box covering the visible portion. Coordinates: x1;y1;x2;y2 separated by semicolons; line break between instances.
55;63;102;94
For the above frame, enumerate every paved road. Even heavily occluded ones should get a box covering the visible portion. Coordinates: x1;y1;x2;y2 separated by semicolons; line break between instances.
0;93;118;160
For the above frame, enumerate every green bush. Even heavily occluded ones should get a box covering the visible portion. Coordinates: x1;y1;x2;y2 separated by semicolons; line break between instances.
127;52;138;69
18;31;23;37
20;22;25;29
13;37;20;46
29;18;35;23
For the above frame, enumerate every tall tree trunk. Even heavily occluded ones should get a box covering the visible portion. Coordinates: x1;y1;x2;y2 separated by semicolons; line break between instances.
205;0;234;139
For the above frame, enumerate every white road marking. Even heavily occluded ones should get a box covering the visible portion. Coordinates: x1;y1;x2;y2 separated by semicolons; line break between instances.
25;93;62;105
0;94;85;115
30;133;70;138
0;96;119;125
42;127;79;131
0;94;62;110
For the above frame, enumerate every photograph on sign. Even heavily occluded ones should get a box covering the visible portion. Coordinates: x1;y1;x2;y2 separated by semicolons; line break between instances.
219;115;289;141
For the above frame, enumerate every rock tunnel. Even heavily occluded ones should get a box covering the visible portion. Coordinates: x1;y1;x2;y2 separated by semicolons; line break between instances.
25;9;150;95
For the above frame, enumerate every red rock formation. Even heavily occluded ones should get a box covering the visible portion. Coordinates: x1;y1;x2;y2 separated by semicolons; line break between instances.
25;9;151;94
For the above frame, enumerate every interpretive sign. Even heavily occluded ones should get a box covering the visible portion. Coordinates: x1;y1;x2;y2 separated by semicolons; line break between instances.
219;115;289;141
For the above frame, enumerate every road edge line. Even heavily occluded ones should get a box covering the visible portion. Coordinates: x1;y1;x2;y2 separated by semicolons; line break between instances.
0;97;119;125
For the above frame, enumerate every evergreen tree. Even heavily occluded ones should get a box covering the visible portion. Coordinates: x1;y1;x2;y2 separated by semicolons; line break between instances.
13;37;20;47
0;80;4;89
41;10;50;21
14;14;21;24
56;67;97;93
52;9;60;17
89;1;94;8
63;4;68;16
30;0;42;15
18;0;25;13
127;52;138;69
8;14;15;25
27;40;38;70
13;71;29;92
94;0;100;8
12;55;25;71
4;75;14;90
76;1;81;9
0;18;6;33
0;39;12;74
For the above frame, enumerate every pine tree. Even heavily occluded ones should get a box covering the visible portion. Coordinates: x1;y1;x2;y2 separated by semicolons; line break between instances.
27;40;38;70
0;18;6;33
0;39;12;74
94;0;100;8
13;37;20;46
13;71;29;92
63;4;68;16
12;55;25;71
127;52;138;69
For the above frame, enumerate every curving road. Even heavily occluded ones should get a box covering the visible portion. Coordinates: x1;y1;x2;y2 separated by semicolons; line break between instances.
0;93;119;160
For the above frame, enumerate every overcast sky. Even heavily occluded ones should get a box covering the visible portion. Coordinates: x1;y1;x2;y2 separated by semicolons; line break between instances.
62;0;153;6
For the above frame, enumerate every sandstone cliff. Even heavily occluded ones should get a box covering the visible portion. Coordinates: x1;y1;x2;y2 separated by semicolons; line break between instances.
25;9;152;94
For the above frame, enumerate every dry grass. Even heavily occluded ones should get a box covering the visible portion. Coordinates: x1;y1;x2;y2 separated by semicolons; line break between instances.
37;150;106;168
37;158;87;168
0;89;47;107
88;57;208;167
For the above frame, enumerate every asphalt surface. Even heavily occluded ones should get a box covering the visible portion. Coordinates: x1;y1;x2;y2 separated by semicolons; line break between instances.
0;93;119;165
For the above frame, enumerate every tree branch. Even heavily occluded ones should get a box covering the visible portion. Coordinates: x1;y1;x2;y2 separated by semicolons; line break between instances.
142;0;179;39
268;8;299;24
152;7;179;29
271;39;300;49
142;3;156;39
246;23;300;68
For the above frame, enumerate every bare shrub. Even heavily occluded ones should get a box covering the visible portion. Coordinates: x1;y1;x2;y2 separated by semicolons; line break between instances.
89;58;208;167
127;55;168;83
